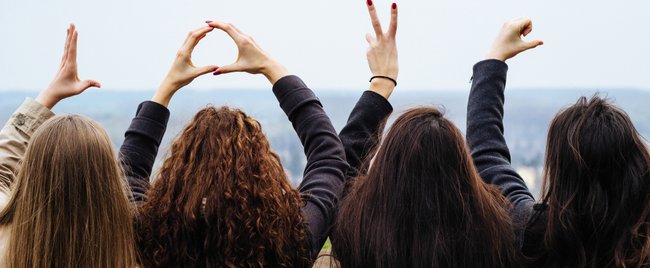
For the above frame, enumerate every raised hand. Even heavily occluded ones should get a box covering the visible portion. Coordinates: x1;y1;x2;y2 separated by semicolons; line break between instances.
206;21;288;85
486;17;544;62
36;24;101;109
153;26;220;107
365;0;398;99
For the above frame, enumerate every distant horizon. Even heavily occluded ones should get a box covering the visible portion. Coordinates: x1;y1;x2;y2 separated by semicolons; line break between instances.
1;87;649;93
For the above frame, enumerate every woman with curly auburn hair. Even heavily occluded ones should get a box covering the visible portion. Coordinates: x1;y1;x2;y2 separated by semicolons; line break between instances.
136;106;309;267
127;21;348;267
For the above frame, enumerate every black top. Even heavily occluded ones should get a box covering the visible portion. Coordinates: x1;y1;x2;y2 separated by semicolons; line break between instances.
465;59;544;251
119;100;170;205
118;75;349;261
338;91;393;180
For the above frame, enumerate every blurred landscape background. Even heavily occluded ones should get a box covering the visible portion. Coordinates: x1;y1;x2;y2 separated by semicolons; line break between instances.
2;88;649;198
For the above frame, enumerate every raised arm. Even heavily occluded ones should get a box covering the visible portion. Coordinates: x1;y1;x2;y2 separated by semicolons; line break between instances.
206;21;349;259
0;24;98;193
120;26;218;204
339;1;398;178
466;17;543;210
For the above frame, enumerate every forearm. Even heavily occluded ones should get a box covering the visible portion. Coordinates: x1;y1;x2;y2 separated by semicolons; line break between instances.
272;75;349;258
466;59;535;205
339;90;393;178
119;101;170;204
0;98;54;190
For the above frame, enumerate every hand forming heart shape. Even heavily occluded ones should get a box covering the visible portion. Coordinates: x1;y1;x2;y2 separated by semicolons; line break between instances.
152;21;288;107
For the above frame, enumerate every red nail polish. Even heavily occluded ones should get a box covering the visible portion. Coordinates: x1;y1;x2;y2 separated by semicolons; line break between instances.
392;3;397;9
205;20;213;23
213;70;221;76
367;0;373;6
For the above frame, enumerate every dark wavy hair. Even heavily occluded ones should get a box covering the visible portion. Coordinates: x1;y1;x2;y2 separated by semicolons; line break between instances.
331;107;518;268
135;106;309;267
528;95;650;267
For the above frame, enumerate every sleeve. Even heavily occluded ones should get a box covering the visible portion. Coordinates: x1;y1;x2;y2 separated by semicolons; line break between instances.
0;98;54;193
272;75;350;259
338;91;393;180
119;101;170;205
466;59;535;219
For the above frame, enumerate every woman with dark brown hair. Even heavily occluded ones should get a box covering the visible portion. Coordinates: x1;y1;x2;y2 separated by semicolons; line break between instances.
329;2;518;267
467;16;650;267
123;22;348;267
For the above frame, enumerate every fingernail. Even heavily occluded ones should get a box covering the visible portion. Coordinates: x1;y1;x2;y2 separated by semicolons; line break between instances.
213;70;222;76
205;20;213;23
392;3;397;9
367;0;373;6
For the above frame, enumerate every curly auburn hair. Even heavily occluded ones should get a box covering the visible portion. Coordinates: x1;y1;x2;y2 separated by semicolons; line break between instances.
135;106;309;267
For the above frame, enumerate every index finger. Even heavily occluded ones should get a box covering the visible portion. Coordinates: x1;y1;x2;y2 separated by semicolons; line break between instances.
367;0;384;37
512;17;533;36
182;26;214;54
206;21;244;42
60;24;73;68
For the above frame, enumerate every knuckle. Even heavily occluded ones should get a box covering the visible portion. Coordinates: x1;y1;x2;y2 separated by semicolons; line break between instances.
241;36;253;44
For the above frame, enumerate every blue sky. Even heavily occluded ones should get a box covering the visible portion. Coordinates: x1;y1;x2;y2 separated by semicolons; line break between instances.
1;0;648;91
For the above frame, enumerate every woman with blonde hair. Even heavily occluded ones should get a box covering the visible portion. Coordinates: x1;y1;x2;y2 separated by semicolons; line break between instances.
0;24;168;267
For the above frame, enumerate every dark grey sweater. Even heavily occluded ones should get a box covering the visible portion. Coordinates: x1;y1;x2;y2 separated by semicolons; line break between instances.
339;91;394;180
119;75;349;263
466;59;540;249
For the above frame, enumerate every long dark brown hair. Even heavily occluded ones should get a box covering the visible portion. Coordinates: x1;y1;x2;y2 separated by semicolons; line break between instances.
135;106;309;267
331;107;518;268
530;95;650;267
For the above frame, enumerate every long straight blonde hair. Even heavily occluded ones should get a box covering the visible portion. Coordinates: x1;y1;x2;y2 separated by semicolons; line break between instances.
0;115;137;268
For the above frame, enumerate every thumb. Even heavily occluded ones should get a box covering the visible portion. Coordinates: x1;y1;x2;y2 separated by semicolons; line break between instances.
195;65;220;76
523;40;544;50
365;33;375;44
77;79;101;93
213;63;242;76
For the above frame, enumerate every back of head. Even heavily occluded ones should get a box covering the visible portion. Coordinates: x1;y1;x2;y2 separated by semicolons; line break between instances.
0;115;136;268
136;106;308;267
536;95;650;267
332;107;517;268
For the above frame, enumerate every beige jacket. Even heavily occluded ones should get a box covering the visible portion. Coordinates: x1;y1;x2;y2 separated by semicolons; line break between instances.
0;98;54;261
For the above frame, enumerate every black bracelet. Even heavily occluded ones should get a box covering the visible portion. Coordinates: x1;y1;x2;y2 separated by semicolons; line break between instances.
369;76;397;87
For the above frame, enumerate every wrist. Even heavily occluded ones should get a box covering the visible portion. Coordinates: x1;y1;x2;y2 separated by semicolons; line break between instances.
486;50;507;62
35;91;58;109
369;78;396;100
261;60;289;85
152;83;176;107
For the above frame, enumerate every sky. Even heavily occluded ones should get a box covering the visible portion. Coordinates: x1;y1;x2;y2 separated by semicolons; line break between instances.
0;0;649;92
